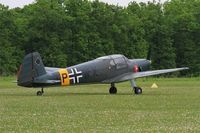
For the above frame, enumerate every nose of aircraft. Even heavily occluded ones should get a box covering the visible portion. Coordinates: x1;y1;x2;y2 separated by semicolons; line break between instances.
145;59;151;70
147;60;152;64
130;59;151;72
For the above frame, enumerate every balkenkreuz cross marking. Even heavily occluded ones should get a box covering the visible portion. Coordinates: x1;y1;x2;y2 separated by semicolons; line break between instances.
68;68;83;84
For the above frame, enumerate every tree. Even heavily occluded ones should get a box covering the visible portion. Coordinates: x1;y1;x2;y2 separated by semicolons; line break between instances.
164;0;200;76
0;4;21;75
0;0;199;76
23;0;70;67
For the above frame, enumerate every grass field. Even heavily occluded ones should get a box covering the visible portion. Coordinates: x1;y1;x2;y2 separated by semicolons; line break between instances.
0;77;200;133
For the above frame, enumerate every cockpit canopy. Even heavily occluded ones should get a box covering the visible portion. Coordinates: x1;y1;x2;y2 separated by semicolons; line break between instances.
96;54;128;60
96;54;128;69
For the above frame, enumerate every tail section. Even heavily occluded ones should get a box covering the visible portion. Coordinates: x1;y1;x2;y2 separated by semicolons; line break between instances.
17;52;46;87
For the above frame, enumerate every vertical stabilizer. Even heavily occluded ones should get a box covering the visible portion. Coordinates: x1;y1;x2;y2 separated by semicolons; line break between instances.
17;52;46;87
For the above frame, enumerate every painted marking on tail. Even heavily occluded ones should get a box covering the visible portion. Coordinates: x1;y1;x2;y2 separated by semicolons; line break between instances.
59;69;70;86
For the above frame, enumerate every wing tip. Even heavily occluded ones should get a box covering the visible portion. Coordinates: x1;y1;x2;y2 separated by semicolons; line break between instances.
182;67;189;70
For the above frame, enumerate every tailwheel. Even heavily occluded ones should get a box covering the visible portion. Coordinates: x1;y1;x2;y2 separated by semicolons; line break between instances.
134;87;142;95
37;87;44;96
37;91;43;96
109;87;117;94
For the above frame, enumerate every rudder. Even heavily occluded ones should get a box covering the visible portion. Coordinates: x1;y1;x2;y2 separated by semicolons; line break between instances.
17;52;46;87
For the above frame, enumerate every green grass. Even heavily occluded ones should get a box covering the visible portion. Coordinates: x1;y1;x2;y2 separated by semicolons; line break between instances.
0;77;200;133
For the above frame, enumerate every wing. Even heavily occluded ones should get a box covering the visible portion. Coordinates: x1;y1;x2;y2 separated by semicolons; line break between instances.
102;67;189;83
131;67;189;78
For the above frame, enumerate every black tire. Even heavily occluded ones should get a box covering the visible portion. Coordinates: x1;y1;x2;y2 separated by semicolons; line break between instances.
134;87;142;95
37;91;43;96
109;87;117;94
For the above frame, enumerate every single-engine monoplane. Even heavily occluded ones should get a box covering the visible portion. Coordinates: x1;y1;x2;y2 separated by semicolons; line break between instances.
17;52;188;96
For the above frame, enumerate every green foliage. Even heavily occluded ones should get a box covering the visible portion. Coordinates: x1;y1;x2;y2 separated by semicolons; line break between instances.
0;4;23;75
163;0;200;76
0;0;199;76
151;17;176;70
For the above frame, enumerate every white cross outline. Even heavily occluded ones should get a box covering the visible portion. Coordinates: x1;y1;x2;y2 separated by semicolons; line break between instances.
68;68;83;84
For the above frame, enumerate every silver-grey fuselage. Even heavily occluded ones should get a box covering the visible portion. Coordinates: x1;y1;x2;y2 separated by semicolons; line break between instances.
33;55;150;87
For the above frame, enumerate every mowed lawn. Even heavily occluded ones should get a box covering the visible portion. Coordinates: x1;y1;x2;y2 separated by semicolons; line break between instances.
0;77;200;133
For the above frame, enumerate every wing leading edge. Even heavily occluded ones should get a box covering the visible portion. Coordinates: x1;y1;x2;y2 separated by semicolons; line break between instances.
102;67;189;83
132;67;189;78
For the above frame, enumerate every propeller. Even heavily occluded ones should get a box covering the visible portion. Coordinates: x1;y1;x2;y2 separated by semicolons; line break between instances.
147;44;152;64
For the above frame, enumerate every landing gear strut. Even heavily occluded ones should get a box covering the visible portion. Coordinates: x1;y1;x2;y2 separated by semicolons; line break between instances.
130;80;142;95
109;83;117;94
37;87;44;96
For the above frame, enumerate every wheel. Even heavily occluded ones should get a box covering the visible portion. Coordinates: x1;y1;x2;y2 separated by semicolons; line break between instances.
37;91;43;96
109;87;117;94
134;87;142;95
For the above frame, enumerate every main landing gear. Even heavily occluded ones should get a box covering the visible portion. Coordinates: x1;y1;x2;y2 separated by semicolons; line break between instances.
131;80;142;95
36;82;142;95
109;80;142;95
37;87;44;96
134;87;142;94
109;83;117;94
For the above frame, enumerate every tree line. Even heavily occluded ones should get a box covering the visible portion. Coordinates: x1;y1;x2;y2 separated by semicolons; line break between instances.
0;0;199;76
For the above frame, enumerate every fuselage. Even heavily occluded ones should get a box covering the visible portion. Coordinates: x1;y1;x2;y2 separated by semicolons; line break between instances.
32;54;150;87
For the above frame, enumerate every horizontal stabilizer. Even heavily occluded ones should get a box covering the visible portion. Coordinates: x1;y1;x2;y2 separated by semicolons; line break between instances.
33;80;61;84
